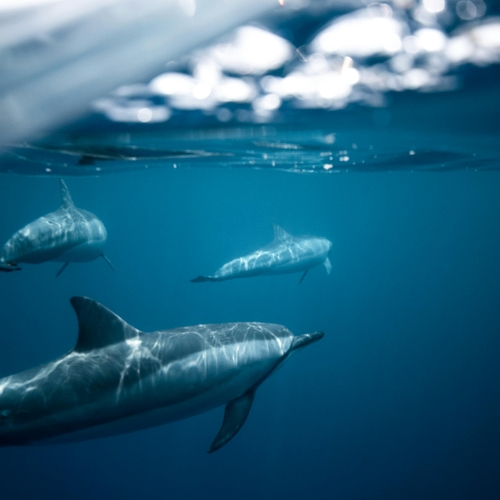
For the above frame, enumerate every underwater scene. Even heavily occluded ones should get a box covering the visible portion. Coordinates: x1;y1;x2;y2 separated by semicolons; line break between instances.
0;1;499;499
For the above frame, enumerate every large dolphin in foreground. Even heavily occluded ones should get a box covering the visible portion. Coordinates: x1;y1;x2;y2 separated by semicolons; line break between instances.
0;297;323;452
0;179;112;276
192;225;332;284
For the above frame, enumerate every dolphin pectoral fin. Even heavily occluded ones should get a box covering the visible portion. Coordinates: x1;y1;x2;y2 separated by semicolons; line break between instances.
324;257;332;275
208;388;256;454
298;270;309;285
56;262;70;277
101;254;115;271
191;275;217;283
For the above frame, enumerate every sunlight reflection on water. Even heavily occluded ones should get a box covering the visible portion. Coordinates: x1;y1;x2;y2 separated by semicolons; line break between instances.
91;2;500;125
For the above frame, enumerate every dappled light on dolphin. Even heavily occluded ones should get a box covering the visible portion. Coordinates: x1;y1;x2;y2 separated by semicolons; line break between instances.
0;180;112;276
0;297;324;452
192;224;332;284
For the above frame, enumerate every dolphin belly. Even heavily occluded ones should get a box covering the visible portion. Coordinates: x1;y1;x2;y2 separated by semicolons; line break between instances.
3;240;93;265
259;253;326;275
2;335;285;446
33;354;274;445
4;246;65;265
54;240;105;262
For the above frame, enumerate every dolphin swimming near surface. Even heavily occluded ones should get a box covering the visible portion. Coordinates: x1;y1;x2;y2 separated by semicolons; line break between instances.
191;225;332;284
0;297;324;452
0;179;112;276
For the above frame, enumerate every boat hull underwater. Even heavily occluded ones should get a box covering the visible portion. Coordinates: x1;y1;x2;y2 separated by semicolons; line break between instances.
0;297;324;453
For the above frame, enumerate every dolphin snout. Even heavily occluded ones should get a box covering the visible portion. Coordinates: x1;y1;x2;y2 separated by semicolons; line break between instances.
291;331;325;351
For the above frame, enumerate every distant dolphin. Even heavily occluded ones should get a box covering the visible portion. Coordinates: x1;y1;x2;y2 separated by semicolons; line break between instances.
0;179;112;276
191;225;332;284
0;297;324;452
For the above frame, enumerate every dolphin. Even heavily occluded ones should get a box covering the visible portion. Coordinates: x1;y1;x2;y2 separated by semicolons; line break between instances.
191;225;332;284
0;179;112;276
0;297;324;452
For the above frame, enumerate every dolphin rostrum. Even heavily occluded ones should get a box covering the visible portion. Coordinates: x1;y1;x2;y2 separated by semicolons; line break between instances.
191;225;332;284
0;297;324;452
0;179;112;276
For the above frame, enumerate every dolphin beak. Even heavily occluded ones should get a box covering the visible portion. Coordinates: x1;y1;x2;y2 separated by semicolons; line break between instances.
291;331;324;351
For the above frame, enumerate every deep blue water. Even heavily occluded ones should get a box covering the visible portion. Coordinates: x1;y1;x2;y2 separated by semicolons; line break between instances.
1;151;499;498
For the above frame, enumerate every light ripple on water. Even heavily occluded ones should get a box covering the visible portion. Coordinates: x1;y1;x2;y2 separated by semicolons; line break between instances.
1;127;499;176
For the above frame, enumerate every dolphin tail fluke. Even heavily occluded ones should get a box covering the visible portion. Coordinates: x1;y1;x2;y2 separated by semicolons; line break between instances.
291;331;325;351
298;270;309;285
56;262;70;277
0;262;21;273
190;275;218;283
101;254;115;271
208;388;256;454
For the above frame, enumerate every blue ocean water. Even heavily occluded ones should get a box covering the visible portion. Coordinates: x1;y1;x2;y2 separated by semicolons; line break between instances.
1;4;500;498
1;126;500;498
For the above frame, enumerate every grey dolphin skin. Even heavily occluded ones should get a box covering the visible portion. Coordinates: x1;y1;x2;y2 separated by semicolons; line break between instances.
191;224;332;284
0;180;112;276
0;297;324;453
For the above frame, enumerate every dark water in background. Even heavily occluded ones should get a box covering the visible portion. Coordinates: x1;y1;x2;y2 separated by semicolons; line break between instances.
1;42;500;499
1;156;500;498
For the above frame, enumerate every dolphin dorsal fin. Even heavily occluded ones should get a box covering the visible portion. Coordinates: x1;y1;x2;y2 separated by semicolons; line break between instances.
70;297;140;352
272;224;292;242
60;179;75;208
